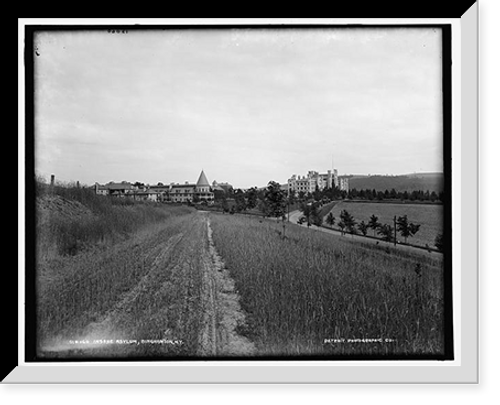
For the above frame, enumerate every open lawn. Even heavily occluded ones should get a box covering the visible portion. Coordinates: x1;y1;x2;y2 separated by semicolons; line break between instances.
324;201;444;248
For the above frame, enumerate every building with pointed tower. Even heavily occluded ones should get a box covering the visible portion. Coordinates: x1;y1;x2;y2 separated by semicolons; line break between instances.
195;170;214;203
167;170;214;204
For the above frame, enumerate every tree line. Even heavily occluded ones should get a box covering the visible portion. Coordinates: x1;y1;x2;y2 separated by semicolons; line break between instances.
298;203;422;244
298;185;443;203
307;204;444;252
211;181;445;252
212;181;443;216
213;181;292;216
347;188;443;203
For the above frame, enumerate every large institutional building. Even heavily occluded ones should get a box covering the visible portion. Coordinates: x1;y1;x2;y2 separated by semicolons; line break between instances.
168;170;214;203
287;169;349;195
95;170;214;204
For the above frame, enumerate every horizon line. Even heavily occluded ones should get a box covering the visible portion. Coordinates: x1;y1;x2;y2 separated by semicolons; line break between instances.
34;170;445;189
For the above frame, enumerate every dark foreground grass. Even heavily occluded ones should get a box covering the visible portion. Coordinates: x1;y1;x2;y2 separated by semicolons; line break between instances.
36;213;204;359
35;180;200;356
36;212;205;358
209;213;445;357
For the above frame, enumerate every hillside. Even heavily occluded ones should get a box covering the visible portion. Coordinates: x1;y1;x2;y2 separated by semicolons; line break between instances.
346;173;444;193
36;182;194;258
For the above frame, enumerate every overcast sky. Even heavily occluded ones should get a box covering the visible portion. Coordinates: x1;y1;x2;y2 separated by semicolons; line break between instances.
34;27;443;189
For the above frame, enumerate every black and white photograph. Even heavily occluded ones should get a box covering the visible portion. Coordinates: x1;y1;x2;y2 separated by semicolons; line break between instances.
26;24;453;362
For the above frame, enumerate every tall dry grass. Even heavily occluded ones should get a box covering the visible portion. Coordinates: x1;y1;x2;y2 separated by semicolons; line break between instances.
36;178;191;257
209;214;445;356
35;178;197;350
36;214;196;348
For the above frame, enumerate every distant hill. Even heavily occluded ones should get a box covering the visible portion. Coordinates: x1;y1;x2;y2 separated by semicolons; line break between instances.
346;173;444;193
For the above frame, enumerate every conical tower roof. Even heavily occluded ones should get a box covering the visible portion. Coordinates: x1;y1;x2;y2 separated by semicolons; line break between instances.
196;170;210;187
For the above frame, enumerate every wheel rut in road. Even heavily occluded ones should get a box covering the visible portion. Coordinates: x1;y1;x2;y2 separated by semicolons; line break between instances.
198;212;255;357
44;212;255;358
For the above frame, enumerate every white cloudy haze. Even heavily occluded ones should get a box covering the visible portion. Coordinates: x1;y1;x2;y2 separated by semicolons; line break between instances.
34;27;443;188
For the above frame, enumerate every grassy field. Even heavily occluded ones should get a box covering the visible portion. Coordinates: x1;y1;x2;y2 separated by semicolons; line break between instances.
209;213;445;357
37;213;201;356
324;201;443;248
36;182;201;357
34;180;447;359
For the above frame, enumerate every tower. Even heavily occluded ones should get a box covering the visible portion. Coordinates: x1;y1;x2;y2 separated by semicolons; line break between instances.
195;170;210;193
195;170;214;204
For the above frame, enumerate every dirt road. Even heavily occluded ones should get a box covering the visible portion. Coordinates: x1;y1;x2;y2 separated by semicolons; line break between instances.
198;213;255;357
40;211;254;359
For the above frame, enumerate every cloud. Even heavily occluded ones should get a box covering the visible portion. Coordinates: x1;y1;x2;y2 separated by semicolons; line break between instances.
33;28;444;186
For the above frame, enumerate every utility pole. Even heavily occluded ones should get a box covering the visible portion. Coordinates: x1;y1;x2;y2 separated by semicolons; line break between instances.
393;215;397;246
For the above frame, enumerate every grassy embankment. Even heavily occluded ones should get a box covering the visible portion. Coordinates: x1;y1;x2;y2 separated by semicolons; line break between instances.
36;180;188;258
35;180;198;356
209;213;445;357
